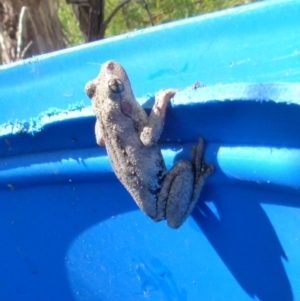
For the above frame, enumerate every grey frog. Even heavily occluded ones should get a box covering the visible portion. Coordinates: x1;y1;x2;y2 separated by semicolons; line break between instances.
85;60;214;228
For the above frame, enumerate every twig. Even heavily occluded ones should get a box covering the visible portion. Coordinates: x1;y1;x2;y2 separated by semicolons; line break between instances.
141;0;154;26
17;6;28;60
20;40;33;58
100;0;133;33
0;24;10;63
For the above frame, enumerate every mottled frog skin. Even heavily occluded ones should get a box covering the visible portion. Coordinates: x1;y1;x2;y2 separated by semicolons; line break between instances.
85;60;213;228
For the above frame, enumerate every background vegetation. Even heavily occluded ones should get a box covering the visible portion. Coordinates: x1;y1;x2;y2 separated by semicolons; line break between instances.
57;0;259;47
0;0;259;64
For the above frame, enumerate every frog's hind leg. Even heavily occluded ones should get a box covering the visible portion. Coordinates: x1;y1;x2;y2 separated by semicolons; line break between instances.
155;137;214;229
154;160;195;228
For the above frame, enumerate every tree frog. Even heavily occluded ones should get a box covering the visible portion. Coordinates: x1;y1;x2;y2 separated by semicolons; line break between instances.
85;60;213;228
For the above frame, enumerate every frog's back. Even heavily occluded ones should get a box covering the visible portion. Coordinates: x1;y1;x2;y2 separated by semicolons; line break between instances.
105;126;166;217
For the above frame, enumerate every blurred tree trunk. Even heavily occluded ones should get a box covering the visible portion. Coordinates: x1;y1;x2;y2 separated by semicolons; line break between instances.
66;0;132;42
66;0;105;42
0;0;65;64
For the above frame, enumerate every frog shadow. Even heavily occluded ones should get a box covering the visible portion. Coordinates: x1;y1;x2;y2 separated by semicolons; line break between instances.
193;177;294;300
173;142;295;301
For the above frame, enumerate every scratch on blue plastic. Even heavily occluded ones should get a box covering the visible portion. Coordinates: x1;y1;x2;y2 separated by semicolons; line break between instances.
0;101;89;136
173;83;300;105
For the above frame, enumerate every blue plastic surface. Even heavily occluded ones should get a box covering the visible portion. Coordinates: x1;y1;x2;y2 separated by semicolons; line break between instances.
1;1;300;300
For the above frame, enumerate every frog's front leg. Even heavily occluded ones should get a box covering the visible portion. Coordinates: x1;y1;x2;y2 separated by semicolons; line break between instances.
95;119;105;146
154;137;214;229
140;88;178;146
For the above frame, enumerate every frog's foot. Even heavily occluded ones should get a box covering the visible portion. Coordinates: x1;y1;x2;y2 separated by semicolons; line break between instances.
191;137;214;200
154;88;178;110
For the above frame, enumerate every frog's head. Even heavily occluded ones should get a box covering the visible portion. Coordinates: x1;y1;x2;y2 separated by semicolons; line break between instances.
85;60;134;108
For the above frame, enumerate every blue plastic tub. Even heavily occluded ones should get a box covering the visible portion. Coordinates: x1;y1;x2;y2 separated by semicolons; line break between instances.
1;0;300;300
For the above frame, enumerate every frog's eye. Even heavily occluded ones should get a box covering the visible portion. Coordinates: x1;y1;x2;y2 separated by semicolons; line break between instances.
108;78;124;93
